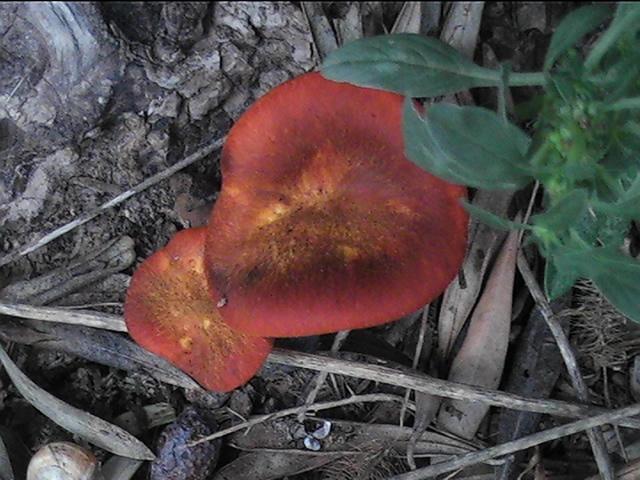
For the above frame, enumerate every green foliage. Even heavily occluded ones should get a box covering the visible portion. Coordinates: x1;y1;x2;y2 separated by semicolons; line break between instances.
322;33;503;97
403;100;532;190
321;3;640;324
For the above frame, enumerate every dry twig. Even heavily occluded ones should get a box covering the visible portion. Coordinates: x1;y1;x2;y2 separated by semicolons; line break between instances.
268;349;640;428
517;251;615;480
388;401;640;480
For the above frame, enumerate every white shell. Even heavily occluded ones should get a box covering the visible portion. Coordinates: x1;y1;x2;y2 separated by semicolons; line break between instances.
26;442;99;480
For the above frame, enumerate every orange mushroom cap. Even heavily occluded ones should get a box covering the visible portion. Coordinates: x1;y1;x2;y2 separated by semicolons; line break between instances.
124;227;273;392
205;71;469;338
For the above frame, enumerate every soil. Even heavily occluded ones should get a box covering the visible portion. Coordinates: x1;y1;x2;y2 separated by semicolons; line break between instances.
0;2;636;480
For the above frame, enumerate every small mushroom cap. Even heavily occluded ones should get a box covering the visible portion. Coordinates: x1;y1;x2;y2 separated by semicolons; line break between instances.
205;72;468;337
124;228;273;392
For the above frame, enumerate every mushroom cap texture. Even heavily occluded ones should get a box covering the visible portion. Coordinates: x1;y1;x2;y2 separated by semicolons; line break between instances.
124;227;273;392
206;71;469;337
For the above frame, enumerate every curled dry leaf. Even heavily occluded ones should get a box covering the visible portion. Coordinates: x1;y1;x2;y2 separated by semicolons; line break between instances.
0;344;155;461
438;226;519;439
301;2;339;60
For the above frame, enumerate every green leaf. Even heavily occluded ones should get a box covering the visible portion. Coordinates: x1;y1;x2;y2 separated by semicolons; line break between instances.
322;33;502;97
544;257;579;300
605;97;640;112
462;199;532;231
552;247;640;323
403;99;533;190
585;3;640;70
532;190;589;233
589;172;640;220
594;269;640;324
544;4;612;71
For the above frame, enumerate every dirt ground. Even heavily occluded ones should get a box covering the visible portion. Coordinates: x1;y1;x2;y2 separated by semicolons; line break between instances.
1;2;637;480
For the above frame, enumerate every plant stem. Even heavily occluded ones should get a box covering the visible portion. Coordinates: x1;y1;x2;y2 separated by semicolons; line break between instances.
604;97;640;112
508;71;548;87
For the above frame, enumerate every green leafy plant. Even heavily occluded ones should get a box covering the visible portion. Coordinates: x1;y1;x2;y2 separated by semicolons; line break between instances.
321;3;640;323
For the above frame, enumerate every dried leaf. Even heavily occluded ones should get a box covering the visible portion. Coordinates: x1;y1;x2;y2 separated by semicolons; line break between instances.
407;390;442;469
113;403;176;437
441;1;485;59
212;450;345;480
302;2;338;60
0;431;14;480
438;189;512;359
0;318;201;390
333;2;362;46
438;226;519;439
391;2;423;34
100;456;143;480
0;427;29;480
228;418;477;457
0;344;155;460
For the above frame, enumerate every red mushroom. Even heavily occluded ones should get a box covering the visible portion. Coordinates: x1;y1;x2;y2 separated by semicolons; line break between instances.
124;227;272;392
205;72;469;338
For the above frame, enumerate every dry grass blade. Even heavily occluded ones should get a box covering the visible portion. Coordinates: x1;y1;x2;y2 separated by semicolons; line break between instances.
0;343;155;460
267;349;640;428
387;401;640;480
332;2;362;46
0;303;127;331
406;309;441;469
0;136;225;269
